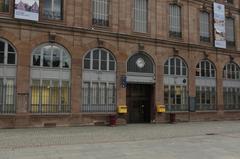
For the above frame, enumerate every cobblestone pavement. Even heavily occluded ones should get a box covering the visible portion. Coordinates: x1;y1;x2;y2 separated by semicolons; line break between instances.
0;121;240;159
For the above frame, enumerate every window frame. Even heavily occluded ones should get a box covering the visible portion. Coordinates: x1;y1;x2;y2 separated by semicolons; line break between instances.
91;0;110;27
83;48;116;72
164;57;188;76
225;16;235;48
31;43;71;69
133;0;148;33
199;10;211;43
223;62;240;80
168;3;182;38
0;39;17;65
196;60;216;78
41;0;64;22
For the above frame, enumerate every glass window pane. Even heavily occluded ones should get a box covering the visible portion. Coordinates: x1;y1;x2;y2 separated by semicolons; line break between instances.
43;46;51;67
7;53;15;64
33;48;41;66
52;47;60;67
84;59;90;69
62;52;70;68
0;0;9;12
109;61;115;71
0;52;4;63
0;41;4;52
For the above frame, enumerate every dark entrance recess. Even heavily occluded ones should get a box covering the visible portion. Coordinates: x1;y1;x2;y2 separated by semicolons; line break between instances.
127;84;154;123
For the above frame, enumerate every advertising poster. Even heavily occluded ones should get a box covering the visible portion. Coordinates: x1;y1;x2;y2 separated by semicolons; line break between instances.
14;0;39;21
214;2;226;48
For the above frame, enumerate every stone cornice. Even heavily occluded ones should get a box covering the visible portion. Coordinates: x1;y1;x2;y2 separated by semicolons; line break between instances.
0;17;239;56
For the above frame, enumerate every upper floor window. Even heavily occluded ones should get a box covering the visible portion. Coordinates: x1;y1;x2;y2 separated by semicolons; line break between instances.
0;0;9;12
43;0;63;20
223;62;240;80
226;17;235;47
84;48;115;71
164;57;187;76
196;60;215;78
226;0;233;4
32;44;70;68
169;4;181;38
0;39;16;65
92;0;109;26
199;11;210;42
134;0;148;33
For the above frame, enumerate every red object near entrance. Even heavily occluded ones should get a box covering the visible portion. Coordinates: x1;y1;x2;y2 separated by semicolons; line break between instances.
109;115;116;126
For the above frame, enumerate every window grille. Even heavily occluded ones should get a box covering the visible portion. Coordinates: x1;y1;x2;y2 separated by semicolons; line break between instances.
169;4;181;38
199;11;210;42
223;62;240;80
82;82;116;112
43;0;63;20
92;0;109;26
226;17;235;47
196;60;215;78
164;85;188;112
164;57;187;76
0;0;9;12
196;86;216;111
0;79;16;114
134;0;148;33
31;80;71;114
224;87;240;110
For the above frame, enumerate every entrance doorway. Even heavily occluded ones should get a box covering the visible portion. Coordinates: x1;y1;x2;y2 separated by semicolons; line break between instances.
127;84;154;123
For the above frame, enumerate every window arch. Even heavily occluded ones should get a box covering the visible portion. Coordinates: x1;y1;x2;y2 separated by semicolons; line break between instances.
223;62;240;80
32;43;70;68
196;60;215;78
164;57;188;112
164;57;187;76
0;39;16;65
127;52;154;73
82;48;116;113
84;48;116;71
30;43;71;114
0;39;17;114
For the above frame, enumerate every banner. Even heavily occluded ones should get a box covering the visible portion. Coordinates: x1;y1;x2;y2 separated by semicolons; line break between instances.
14;0;39;21
214;2;226;48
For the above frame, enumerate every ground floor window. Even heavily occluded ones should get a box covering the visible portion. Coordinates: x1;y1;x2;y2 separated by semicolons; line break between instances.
0;79;15;114
31;80;71;113
224;87;240;110
82;82;116;112
164;85;188;111
196;86;216;111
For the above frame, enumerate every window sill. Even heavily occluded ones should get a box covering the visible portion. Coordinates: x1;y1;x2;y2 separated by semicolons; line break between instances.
91;24;112;31
132;31;151;37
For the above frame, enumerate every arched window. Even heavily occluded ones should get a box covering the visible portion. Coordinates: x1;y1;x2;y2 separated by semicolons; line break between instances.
196;60;215;77
164;57;188;112
32;44;70;68
223;62;240;80
82;48;116;112
30;43;71;114
164;57;187;76
0;39;16;65
84;48;115;71
0;39;16;114
195;60;216;111
223;62;240;110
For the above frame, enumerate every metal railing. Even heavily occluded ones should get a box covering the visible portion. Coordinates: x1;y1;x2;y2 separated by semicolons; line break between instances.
165;90;188;112
30;85;71;114
224;91;240;110
0;84;16;114
82;86;116;112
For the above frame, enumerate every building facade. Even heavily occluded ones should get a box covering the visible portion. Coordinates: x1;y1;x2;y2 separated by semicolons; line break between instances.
0;0;240;128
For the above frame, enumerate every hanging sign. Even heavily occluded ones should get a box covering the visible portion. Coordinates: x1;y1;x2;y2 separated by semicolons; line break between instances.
14;0;39;21
213;2;226;48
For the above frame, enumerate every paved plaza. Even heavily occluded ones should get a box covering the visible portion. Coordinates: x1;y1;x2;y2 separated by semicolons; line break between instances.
0;121;240;159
